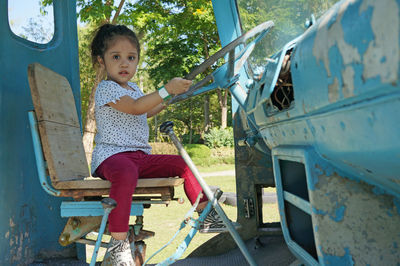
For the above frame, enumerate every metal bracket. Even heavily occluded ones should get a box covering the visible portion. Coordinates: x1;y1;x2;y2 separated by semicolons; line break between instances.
244;198;255;218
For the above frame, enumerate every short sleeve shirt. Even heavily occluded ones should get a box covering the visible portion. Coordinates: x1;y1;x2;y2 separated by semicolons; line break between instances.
91;80;151;175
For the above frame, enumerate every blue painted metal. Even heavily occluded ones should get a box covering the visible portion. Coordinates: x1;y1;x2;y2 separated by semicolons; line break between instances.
157;199;213;266
60;201;144;218
2;0;399;264
144;193;207;266
0;0;80;263
283;191;311;215
28;111;61;197
90;204;113;266
210;0;400;264
164;122;257;266
272;146;322;266
212;0;251;114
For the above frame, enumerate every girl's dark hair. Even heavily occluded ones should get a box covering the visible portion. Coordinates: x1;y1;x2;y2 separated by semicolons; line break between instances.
91;24;140;66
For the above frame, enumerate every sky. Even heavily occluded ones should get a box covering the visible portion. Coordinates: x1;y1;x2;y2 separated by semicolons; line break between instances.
7;0;128;44
8;0;55;43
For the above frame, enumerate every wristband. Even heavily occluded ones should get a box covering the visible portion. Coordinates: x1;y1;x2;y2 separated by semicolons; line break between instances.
157;86;171;100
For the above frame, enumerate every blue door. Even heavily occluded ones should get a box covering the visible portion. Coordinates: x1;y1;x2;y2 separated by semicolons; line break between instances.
0;1;81;263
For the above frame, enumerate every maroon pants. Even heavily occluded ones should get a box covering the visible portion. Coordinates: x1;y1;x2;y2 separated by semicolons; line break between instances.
95;151;207;232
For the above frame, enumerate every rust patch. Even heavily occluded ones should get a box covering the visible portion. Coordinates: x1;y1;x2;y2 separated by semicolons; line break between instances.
328;77;340;102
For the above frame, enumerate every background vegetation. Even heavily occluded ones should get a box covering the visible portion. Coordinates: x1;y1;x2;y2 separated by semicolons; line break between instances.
35;0;339;160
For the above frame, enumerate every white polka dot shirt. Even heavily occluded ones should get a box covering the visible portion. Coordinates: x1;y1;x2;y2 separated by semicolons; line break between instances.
91;80;151;175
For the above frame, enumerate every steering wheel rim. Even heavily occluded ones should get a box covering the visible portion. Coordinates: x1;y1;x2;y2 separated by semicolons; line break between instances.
168;20;274;105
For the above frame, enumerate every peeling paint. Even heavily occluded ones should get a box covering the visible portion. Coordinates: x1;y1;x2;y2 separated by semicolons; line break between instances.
330;204;346;222
313;207;327;215
360;0;399;83
310;172;400;264
313;0;361;77
372;187;386;195
328;77;340;102
394;197;400;216
342;66;355;97
313;0;399;103
321;247;354;266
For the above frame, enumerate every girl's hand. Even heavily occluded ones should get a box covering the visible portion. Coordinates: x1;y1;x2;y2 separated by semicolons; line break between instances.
164;78;192;95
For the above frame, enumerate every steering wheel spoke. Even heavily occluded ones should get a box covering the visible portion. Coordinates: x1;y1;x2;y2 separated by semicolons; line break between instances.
168;20;274;105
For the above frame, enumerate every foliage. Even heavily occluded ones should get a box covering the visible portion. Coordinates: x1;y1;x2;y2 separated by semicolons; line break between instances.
149;142;178;155
122;1;228;136
122;1;221;85
40;0;232;143
78;25;98;125
204;127;234;148
20;17;53;43
183;144;211;159
237;0;340;70
181;133;202;144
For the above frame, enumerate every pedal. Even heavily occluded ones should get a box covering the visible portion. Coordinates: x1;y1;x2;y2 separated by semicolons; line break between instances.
129;228;155;242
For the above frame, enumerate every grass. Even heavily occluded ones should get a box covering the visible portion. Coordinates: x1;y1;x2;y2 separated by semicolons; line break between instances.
196;164;235;173
135;172;280;264
138;175;238;264
86;165;280;263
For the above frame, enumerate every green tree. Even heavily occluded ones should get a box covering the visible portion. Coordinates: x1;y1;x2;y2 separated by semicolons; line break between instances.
237;0;340;68
41;0;229;149
122;0;229;134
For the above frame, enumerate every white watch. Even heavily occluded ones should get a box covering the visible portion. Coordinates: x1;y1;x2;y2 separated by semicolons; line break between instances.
157;86;171;100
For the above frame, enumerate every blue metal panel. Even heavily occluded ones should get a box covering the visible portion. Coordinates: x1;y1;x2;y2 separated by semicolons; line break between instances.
253;0;400;198
211;0;241;48
60;202;144;218
272;144;400;264
283;191;312;215
0;1;80;263
211;0;251;115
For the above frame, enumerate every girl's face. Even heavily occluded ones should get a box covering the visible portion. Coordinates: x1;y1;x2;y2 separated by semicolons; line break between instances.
98;36;139;88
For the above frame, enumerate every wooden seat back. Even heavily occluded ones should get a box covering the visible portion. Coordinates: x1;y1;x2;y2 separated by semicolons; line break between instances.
28;63;89;184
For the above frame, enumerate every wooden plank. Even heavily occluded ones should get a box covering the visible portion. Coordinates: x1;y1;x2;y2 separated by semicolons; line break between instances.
38;120;89;182
28;63;89;183
28;63;80;126
58;187;175;200
53;177;184;189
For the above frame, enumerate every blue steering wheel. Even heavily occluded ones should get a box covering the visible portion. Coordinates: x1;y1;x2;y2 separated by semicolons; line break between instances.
169;21;274;104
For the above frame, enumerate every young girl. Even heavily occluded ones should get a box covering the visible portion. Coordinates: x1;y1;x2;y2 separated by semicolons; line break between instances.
90;24;226;265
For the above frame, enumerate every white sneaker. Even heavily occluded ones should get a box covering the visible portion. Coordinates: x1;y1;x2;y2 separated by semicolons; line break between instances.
199;208;241;233
101;236;134;266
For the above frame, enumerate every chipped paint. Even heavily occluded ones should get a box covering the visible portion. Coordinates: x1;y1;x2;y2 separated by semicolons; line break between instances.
328;77;340;102
341;66;355;98
313;0;361;77
310;171;400;264
394;198;400;216
360;0;399;83
320;247;354;265
313;0;399;103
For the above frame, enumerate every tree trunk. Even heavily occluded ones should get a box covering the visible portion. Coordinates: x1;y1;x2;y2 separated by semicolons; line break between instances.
189;106;193;144
154;115;158;142
203;94;210;132
82;69;105;166
217;89;228;129
82;2;124;167
221;105;227;129
201;36;211;132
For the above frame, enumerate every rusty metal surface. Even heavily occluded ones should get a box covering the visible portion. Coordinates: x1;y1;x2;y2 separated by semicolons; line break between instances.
310;170;400;265
59;217;102;246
